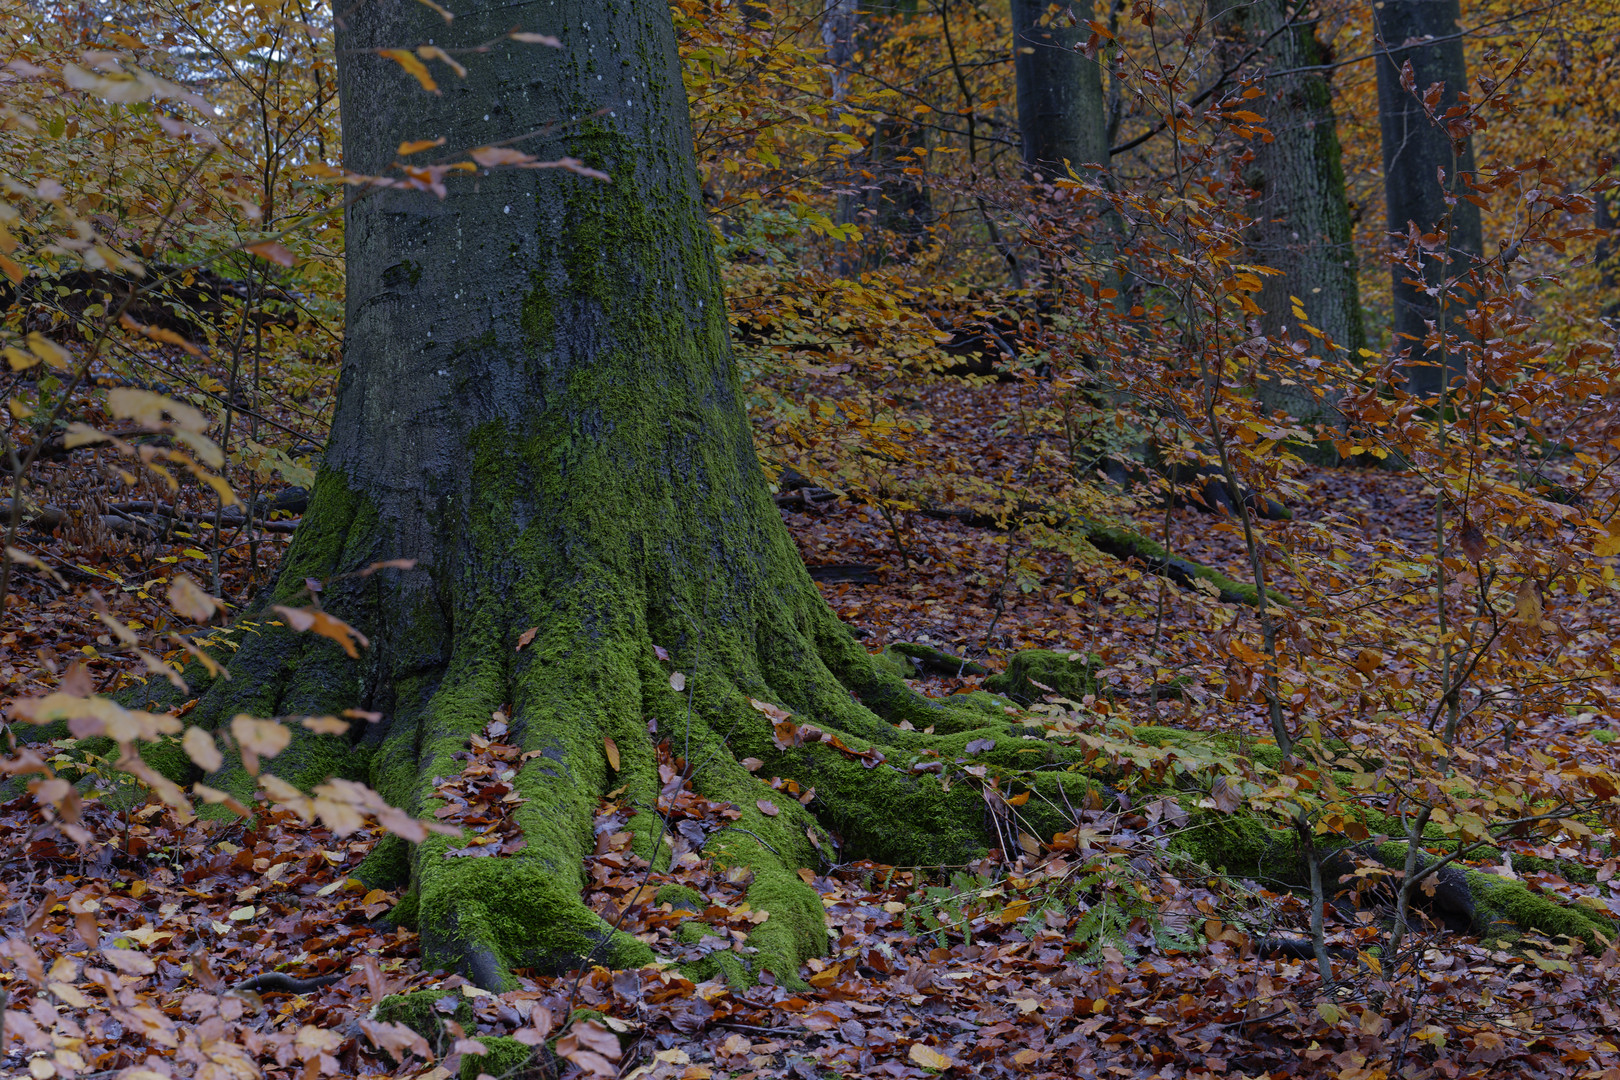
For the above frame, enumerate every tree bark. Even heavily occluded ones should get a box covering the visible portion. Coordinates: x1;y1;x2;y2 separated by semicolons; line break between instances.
1011;0;1107;179
172;0;1065;992
836;0;934;265
1595;161;1619;317
1212;0;1364;423
1374;0;1482;395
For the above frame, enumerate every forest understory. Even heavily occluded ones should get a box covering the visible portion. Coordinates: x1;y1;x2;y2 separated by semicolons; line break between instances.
8;0;1620;1073
4;366;1620;1080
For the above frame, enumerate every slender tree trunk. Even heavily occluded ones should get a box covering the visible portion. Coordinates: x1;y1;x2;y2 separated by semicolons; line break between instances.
1595;163;1619;317
170;0;1069;992
1374;0;1482;394
838;0;933;265
1011;0;1107;179
823;0;860;104
1212;0;1364;423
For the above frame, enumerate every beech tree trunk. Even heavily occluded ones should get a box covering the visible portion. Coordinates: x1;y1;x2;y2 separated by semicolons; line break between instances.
1374;0;1482;394
1212;0;1364;423
171;0;1066;992
1011;0;1107;179
1595;165;1619;317
837;0;933;264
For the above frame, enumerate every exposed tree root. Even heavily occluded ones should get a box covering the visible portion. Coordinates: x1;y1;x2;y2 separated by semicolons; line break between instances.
29;630;1612;991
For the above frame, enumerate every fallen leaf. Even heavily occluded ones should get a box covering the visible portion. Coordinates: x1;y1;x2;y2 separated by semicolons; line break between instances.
908;1042;955;1071
101;947;155;975
749;698;792;722
756;799;779;817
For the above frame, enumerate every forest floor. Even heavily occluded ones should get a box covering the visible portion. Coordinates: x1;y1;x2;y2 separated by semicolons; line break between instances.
3;371;1620;1079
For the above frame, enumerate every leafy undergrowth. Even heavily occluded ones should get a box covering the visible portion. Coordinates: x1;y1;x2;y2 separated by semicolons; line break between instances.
1;357;311;702
4;714;1620;1080
6;378;1620;1080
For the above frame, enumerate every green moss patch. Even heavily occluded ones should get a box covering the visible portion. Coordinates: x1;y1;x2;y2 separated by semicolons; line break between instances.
654;884;706;911
355;834;413;891
458;1035;537;1080
417;854;655;992
985;649;1101;705
374;988;474;1057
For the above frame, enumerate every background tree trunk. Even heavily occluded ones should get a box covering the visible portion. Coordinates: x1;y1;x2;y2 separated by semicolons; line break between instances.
1595;161;1619;317
837;0;934;266
1374;0;1482;394
1012;0;1107;179
176;0;1061;992
1212;0;1364;424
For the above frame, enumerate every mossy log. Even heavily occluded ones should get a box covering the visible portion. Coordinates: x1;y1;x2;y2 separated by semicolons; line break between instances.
983;648;1101;704
1083;526;1282;606
1116;725;1616;949
918;503;1281;608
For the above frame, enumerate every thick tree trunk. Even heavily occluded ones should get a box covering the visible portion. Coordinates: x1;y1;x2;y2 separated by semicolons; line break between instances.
1374;0;1482;395
1212;0;1364;423
172;0;1067;992
1011;0;1107;179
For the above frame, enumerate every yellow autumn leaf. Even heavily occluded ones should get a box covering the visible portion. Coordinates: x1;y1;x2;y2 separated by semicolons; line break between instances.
378;48;439;94
272;605;369;658
417;45;466;77
232;715;291;776
1593;521;1620;558
1515;579;1542;626
907;1042;955;1071
398;136;447;156
26;332;70;369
